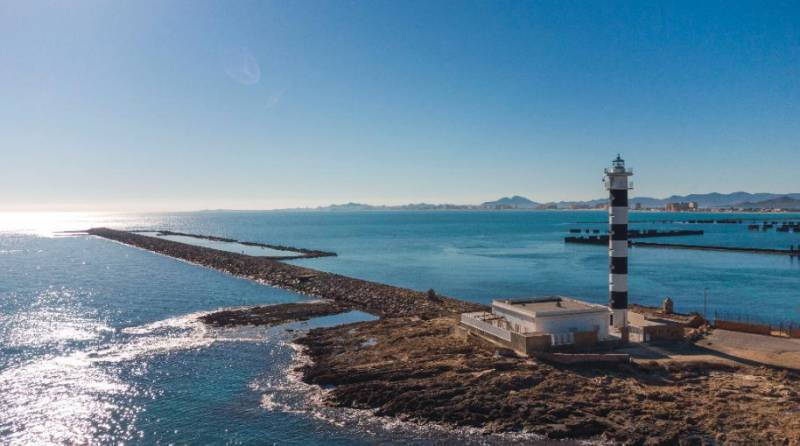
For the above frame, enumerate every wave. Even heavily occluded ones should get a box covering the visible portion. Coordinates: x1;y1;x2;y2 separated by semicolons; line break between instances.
0;309;281;445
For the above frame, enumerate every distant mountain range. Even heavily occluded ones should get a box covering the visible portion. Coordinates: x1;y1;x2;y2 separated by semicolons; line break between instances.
730;195;800;210
307;202;485;211
481;196;539;209
279;192;800;212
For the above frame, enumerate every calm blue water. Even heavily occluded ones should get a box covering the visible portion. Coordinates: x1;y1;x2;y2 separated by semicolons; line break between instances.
1;211;799;444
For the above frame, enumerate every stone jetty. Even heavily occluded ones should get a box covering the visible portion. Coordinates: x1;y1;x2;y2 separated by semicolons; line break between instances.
88;228;483;318
147;230;337;259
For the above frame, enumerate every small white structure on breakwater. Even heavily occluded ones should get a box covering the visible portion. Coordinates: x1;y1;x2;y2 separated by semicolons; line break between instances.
460;296;613;354
492;297;611;341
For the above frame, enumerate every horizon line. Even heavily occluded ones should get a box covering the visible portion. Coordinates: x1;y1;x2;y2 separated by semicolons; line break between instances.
2;190;799;214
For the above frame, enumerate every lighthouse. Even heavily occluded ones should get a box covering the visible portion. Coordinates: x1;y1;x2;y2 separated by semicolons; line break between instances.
605;155;632;329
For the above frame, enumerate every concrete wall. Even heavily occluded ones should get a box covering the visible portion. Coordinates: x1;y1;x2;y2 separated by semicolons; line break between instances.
629;323;683;343
491;307;536;333
644;324;684;341
461;322;606;356
511;332;551;354
492;306;609;339
715;320;771;336
536;312;609;339
573;330;599;350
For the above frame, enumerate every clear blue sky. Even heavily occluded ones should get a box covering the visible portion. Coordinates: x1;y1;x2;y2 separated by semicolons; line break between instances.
2;0;798;211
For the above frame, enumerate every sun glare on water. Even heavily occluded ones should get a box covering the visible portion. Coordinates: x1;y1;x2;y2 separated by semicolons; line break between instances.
0;212;133;237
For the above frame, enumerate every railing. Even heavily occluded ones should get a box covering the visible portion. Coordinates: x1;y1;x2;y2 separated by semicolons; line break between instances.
460;312;512;342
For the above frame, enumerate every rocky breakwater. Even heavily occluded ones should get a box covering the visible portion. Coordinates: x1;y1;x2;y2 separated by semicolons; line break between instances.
88;228;484;318
152;230;338;259
298;317;800;445
200;301;347;327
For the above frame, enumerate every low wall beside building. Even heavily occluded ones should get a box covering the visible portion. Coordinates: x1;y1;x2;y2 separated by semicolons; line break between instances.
714;320;771;336
573;330;599;349
629;322;684;342
460;315;601;356
511;331;551;353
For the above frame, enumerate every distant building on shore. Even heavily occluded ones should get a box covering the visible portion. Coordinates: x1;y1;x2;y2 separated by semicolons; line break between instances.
665;201;699;212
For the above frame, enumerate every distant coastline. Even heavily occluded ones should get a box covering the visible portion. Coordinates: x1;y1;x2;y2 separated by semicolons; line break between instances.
209;191;800;213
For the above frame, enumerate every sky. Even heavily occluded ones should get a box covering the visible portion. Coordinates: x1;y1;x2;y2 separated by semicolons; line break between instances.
1;0;799;211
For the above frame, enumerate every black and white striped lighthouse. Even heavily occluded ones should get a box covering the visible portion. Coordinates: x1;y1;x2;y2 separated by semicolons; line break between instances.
605;154;632;329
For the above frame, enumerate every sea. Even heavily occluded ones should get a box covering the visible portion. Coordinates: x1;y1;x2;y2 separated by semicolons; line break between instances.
1;210;799;445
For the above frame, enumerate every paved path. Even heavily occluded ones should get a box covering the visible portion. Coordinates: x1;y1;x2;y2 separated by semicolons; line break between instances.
696;329;800;370
622;329;800;370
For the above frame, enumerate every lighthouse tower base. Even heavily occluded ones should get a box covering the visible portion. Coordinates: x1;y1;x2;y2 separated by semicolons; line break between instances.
611;308;628;329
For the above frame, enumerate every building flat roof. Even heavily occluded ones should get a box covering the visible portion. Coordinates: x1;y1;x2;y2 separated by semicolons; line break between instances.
492;296;608;317
627;310;668;327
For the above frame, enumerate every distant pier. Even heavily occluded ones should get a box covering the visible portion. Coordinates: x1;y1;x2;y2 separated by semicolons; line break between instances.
575;218;800;225
565;229;704;245
566;231;800;255
631;242;800;256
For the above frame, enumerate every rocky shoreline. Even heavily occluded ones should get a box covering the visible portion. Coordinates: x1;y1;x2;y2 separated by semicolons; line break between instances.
297;316;800;445
199;301;346;327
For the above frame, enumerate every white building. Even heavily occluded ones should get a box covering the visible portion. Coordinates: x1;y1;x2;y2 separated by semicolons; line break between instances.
491;297;610;341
